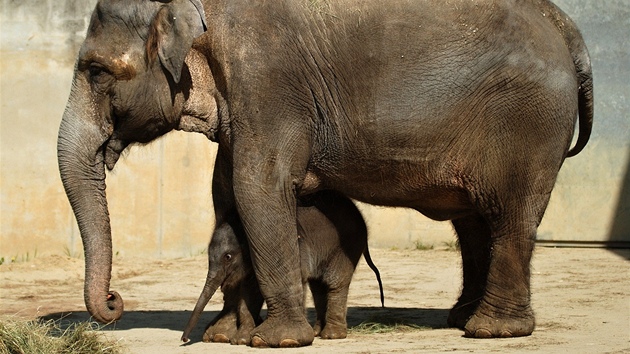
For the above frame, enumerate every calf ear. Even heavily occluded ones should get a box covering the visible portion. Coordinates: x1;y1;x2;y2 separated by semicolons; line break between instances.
149;0;207;83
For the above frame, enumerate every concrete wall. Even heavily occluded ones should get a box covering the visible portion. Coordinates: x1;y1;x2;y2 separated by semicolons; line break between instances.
1;0;628;260
536;0;630;246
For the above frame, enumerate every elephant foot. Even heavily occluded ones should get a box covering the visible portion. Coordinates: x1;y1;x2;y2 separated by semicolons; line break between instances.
319;324;347;340
463;307;535;338
250;316;314;348
230;336;250;346
203;312;238;343
203;324;236;343
447;299;479;330
230;326;254;346
312;321;322;337
204;333;230;343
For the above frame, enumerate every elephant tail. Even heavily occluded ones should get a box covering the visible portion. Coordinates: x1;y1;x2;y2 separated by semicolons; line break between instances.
363;246;385;307
540;0;593;157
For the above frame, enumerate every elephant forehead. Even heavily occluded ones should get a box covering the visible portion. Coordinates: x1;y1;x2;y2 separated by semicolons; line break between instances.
78;45;139;81
94;0;157;32
80;1;161;78
86;0;158;48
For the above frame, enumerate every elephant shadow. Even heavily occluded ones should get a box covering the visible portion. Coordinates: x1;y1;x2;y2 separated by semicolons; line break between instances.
346;306;450;330
40;306;450;339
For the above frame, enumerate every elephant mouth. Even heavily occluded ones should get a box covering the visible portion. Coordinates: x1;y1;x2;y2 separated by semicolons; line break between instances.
104;137;128;170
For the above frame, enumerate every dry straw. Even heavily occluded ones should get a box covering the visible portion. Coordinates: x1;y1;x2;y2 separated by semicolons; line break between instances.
0;317;123;354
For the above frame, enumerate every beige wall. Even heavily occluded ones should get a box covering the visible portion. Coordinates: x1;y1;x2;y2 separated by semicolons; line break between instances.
1;0;628;260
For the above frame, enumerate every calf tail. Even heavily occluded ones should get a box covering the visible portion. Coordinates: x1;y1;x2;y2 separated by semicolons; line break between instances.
363;246;384;307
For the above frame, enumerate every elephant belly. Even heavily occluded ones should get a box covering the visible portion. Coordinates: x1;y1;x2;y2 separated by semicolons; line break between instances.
311;159;476;222
350;185;474;222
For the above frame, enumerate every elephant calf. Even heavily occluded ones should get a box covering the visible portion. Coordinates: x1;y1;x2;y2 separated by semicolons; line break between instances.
182;191;384;344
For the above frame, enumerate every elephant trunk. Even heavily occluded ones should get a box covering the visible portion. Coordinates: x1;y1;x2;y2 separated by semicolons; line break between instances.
181;269;222;342
57;72;123;323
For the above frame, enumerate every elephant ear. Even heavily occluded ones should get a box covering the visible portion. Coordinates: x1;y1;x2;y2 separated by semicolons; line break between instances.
149;0;207;83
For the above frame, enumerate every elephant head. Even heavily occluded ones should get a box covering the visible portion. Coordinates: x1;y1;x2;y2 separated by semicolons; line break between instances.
57;0;212;323
181;212;254;342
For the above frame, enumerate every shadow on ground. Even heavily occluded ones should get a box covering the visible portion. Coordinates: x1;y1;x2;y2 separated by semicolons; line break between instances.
609;152;630;259
40;306;450;341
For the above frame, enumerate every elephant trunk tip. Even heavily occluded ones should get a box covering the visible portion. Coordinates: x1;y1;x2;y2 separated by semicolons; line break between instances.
181;317;198;343
88;290;124;324
106;290;124;314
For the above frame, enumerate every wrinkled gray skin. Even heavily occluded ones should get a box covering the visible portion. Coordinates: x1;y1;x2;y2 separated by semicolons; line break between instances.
181;191;384;344
57;0;593;347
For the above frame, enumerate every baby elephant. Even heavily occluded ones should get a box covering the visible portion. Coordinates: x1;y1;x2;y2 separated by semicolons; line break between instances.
182;191;384;344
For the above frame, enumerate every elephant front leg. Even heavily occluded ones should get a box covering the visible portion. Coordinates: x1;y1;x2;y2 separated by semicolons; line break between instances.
232;279;264;345
203;285;244;343
203;307;238;343
231;299;261;345
232;153;314;347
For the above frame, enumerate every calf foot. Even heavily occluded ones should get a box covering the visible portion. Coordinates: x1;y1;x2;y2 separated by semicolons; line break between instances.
464;307;535;338
319;324;347;340
230;334;251;346
203;318;237;343
312;320;322;337
250;315;314;347
230;326;254;346
204;332;230;343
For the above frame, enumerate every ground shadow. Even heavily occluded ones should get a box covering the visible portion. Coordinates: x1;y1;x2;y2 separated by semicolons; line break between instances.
346;306;449;330
41;306;450;343
40;310;200;332
609;151;630;259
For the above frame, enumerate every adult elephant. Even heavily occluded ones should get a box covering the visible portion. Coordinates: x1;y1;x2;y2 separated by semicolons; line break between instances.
57;0;593;348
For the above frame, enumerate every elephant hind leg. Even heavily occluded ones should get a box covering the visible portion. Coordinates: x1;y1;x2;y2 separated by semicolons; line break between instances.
319;284;350;340
456;196;541;338
463;217;536;338
448;214;492;330
308;278;351;339
317;260;353;339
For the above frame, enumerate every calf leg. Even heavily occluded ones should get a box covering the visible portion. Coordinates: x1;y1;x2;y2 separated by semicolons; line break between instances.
318;257;354;339
309;279;328;336
319;284;350;340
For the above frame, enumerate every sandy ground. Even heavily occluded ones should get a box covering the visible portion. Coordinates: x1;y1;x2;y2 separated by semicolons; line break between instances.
1;246;628;353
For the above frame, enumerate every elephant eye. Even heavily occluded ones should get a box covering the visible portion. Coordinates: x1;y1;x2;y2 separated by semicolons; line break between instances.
88;62;113;90
224;253;232;262
89;62;104;75
88;62;109;78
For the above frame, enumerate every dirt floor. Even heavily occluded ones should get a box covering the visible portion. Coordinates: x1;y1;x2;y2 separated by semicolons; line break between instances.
1;246;628;353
